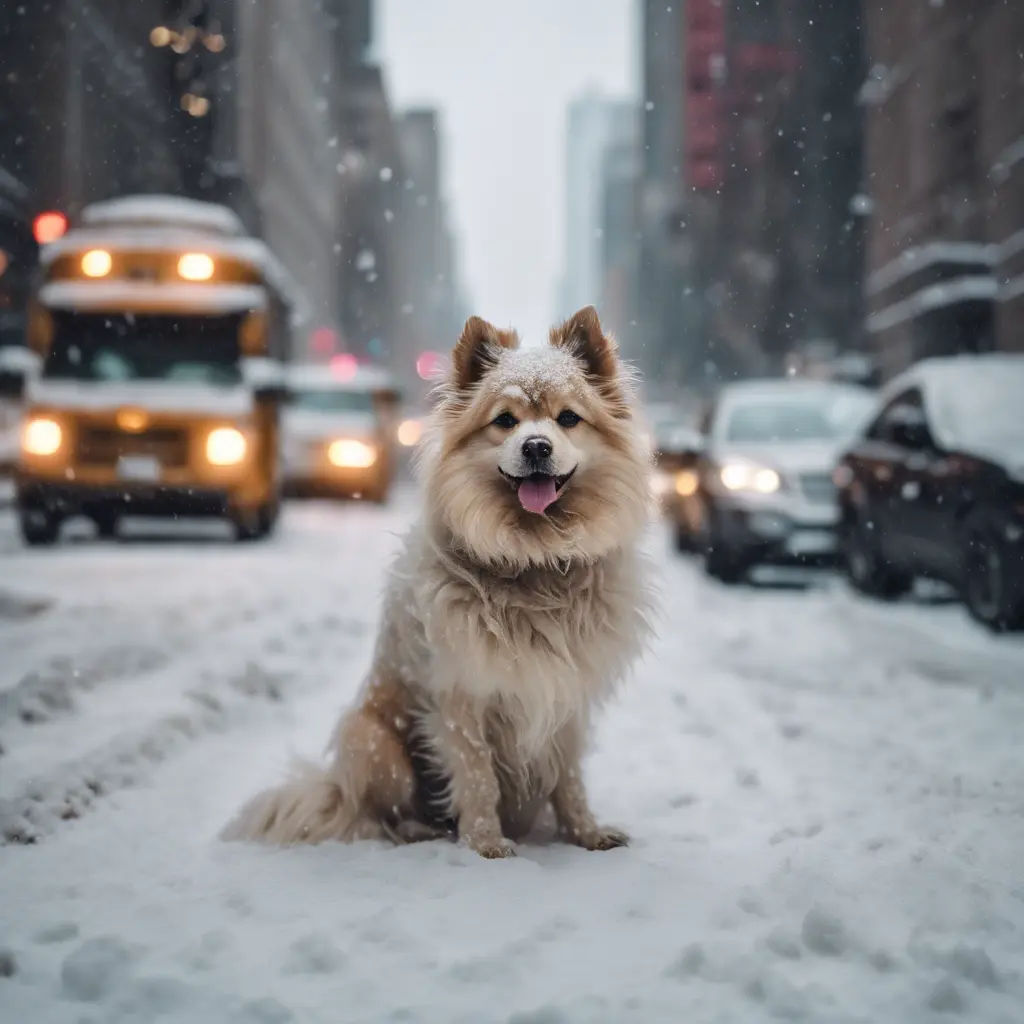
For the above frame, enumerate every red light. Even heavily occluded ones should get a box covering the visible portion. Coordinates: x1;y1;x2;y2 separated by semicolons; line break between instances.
416;351;444;380
33;211;69;245
310;326;339;356
330;353;358;381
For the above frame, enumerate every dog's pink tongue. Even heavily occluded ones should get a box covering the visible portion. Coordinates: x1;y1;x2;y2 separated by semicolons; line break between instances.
518;477;558;514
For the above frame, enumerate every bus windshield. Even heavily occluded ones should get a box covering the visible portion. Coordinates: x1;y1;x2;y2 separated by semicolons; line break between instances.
43;312;243;385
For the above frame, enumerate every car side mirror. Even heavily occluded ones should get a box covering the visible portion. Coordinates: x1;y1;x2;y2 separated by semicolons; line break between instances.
890;418;930;451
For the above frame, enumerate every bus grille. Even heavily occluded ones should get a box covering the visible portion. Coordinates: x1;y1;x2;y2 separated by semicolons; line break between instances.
76;426;190;468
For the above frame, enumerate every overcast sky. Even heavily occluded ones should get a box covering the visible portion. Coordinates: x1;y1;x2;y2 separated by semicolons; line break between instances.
378;0;637;345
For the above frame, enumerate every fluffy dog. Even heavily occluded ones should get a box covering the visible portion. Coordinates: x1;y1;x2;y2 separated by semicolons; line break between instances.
224;306;654;858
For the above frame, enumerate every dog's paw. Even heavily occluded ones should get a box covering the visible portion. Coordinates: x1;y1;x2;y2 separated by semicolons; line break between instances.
574;826;629;851
465;835;517;859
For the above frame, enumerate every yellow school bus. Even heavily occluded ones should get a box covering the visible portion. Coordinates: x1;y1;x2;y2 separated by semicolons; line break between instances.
15;195;295;545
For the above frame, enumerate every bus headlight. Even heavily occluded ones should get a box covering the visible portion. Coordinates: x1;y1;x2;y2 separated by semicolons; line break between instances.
81;249;112;278
206;427;247;466
328;439;377;468
21;417;63;456
178;253;215;281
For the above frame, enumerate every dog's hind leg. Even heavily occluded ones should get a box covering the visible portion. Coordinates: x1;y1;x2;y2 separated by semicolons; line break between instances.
222;681;419;846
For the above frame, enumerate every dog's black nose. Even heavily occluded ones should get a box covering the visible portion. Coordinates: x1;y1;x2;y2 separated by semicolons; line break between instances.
521;436;553;462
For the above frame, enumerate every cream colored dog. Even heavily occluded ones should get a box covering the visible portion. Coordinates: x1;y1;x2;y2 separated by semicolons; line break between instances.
224;306;654;857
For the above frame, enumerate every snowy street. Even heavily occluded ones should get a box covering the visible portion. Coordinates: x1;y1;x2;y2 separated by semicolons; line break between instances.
2;490;1024;1024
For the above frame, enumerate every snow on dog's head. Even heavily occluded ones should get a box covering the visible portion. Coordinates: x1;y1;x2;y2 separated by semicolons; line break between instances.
419;306;652;568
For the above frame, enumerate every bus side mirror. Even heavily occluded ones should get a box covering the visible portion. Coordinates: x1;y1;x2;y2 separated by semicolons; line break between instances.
255;383;291;403
0;369;25;400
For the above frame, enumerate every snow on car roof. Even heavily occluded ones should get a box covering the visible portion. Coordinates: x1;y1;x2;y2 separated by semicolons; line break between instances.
81;195;245;237
718;378;871;403
886;352;1024;395
883;353;1024;455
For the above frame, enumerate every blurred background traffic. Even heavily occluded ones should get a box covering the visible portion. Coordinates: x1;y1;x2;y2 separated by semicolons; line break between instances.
0;1;1022;635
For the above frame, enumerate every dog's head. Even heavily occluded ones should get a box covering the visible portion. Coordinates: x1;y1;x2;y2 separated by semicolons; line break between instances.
421;306;652;568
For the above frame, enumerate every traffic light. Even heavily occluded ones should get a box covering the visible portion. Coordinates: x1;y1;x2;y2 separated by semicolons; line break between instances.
32;211;69;245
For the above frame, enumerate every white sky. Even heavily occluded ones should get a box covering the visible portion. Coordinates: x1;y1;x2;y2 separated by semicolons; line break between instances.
378;0;637;344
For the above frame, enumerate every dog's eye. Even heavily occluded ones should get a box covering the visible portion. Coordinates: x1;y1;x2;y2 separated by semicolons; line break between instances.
492;411;518;429
556;410;582;428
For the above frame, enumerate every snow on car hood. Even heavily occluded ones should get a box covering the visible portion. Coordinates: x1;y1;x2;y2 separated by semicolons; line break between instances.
712;439;844;476
27;379;254;417
282;409;379;443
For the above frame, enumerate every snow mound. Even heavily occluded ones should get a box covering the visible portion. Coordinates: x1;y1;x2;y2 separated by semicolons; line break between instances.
801;906;849;956
60;935;137;1002
281;933;346;976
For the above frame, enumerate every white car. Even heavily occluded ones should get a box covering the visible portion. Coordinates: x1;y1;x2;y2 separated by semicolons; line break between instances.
282;364;397;502
695;379;875;582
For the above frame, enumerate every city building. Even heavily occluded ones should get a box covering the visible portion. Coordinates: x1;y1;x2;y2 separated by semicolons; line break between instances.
636;0;688;394
236;0;343;340
395;109;465;399
862;0;1024;378
597;106;641;344
631;0;869;390
558;93;636;321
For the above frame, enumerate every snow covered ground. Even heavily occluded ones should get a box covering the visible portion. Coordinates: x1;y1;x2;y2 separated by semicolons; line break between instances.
1;487;1023;1023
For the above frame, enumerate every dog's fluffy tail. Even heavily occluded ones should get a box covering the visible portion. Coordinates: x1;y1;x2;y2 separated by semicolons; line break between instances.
221;760;356;845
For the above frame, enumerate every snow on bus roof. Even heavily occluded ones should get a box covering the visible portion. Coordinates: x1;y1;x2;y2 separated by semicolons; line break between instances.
81;195;245;237
288;363;397;392
40;227;304;319
38;280;268;316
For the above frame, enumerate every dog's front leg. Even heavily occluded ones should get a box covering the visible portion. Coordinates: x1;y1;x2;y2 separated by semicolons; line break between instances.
551;724;629;851
432;691;514;859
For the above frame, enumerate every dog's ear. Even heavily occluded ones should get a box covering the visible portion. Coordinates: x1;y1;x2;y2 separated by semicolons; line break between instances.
451;316;519;391
550;305;619;380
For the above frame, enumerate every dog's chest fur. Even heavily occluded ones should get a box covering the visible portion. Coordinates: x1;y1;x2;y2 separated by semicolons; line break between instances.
376;524;652;761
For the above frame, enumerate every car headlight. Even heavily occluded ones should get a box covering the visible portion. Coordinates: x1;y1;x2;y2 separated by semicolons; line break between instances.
675;469;700;497
206;427;247;466
328;439;377;468
719;461;781;494
21;416;63;456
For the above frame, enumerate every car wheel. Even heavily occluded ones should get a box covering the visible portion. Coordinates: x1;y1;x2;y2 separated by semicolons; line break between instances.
962;529;1024;633
673;523;696;554
19;508;62;547
842;512;912;600
704;507;746;583
92;508;119;540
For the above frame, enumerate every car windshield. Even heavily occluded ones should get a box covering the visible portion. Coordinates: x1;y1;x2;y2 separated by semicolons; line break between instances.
942;366;1024;443
44;312;243;385
724;392;873;443
290;389;376;414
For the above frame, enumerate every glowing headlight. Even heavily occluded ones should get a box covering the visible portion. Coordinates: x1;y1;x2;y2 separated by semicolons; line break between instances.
206;427;247;465
396;418;422;447
21;417;63;456
328;439;377;468
720;461;781;494
81;249;112;278
675;469;700;497
650;471;672;496
177;252;215;281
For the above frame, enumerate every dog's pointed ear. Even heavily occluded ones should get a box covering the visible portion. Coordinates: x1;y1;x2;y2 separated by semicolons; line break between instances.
450;316;519;391
549;305;619;380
